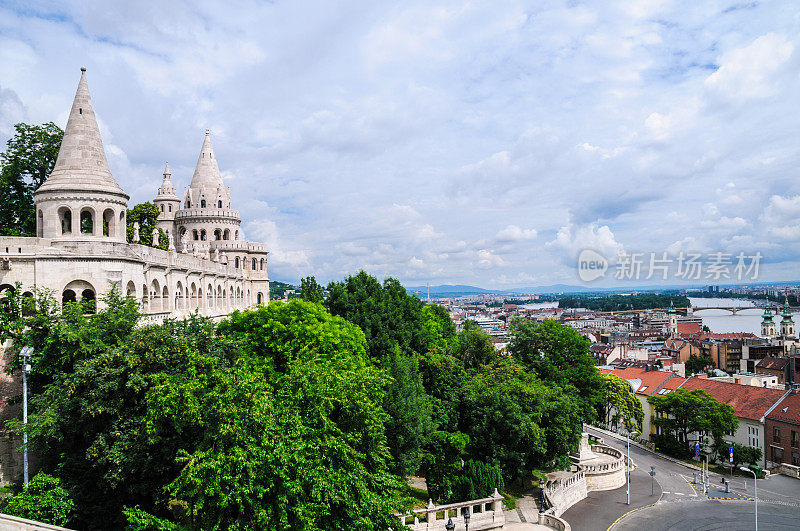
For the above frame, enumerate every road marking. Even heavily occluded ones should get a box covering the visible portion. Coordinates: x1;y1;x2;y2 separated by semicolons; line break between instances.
662;491;671;494
679;474;698;497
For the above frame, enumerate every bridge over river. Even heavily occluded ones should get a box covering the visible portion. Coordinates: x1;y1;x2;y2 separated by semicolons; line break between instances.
608;305;799;316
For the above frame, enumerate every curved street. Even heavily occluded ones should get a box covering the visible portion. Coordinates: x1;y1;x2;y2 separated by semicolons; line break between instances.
560;426;800;530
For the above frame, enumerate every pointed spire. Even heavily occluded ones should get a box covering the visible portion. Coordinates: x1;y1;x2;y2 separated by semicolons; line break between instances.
35;68;127;198
668;300;676;314
189;129;225;189
163;162;171;177
782;296;794;322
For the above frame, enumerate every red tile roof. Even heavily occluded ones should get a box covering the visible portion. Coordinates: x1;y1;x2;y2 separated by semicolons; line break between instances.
678;377;788;421
677;322;703;337
608;366;675;396
755;356;788;371
767;392;800;426
699;332;756;341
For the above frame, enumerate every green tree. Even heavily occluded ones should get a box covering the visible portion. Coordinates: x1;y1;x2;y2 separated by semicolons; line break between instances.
126;202;168;249
421;431;468;503
421;304;456;355
685;353;715;376
508;319;602;422
453;320;497;369
2;473;75;527
459;359;548;481
154;300;405;529
325;271;429;361
0;122;63;236
299;276;325;303
648;389;738;458
713;441;762;468
597;373;644;432
451;460;504;502
418;349;465;433
383;346;435;477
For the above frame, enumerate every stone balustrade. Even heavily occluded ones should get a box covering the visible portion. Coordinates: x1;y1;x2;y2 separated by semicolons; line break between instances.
397;490;504;530
543;469;587;517
537;513;571;531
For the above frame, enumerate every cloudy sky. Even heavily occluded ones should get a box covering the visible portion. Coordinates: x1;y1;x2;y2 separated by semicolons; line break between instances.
1;1;799;288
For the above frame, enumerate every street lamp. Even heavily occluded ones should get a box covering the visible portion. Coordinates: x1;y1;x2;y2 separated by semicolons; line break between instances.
740;466;757;531
19;346;32;488
463;508;470;531
445;518;455;531
539;477;546;513
626;430;639;505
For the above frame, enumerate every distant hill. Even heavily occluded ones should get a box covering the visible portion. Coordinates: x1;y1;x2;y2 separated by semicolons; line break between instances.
269;280;298;300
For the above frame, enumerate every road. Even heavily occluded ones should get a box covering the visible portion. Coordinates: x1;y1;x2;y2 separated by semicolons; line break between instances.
566;426;800;530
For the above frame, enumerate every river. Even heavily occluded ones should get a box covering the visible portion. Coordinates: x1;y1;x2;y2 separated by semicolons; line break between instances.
689;297;798;335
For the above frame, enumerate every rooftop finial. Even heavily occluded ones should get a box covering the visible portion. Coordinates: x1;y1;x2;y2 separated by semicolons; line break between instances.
80;66;86;73
205;128;210;135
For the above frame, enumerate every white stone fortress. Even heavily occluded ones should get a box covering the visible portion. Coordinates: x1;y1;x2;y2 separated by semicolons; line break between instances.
0;68;269;319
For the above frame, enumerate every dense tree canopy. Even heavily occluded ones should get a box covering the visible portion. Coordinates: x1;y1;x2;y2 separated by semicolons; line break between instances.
0;268;601;528
508;319;602;422
0;122;63;236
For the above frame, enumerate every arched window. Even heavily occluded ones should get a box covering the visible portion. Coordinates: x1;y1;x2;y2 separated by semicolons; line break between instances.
37;210;43;238
168;205;172;213
217;200;222;208
223;229;230;240
193;230;199;241
214;229;221;240
257;292;263;304
103;209;114;237
160;205;164;212
201;200;206;208
59;208;72;234
81;289;96;314
260;258;264;270
80;210;93;234
186;200;191;208
62;289;76;304
235;230;239;240
252;258;256;270
235;257;240;268
200;230;207;241
126;281;136;298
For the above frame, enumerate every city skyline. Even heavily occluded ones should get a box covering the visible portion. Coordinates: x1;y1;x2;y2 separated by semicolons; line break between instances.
1;1;799;287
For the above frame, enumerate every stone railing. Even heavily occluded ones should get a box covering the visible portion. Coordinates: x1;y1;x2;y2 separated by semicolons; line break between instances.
397;490;504;530
543;469;587;517
0;513;73;530
582;444;627;491
537;513;571;531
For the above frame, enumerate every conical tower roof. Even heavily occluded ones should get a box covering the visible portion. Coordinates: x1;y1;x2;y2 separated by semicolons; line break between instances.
156;162;179;200
35;68;128;199
189;130;225;189
762;301;775;323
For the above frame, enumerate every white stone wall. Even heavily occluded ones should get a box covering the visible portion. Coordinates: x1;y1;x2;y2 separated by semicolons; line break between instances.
0;237;269;319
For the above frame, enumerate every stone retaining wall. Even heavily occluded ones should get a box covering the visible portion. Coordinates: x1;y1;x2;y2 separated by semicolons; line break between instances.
583;444;626;491
538;513;571;531
0;514;72;531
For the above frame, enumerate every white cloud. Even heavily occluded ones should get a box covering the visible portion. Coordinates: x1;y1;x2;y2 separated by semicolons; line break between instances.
705;33;794;100
2;1;799;287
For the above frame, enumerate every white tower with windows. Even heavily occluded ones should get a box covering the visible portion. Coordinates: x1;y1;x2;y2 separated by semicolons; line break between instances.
33;67;129;242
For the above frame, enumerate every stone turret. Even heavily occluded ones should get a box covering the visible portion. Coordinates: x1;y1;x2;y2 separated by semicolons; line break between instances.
154;162;181;236
174;130;242;251
33;67;129;241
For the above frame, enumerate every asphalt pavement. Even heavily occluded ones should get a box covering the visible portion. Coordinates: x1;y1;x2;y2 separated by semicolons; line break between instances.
563;426;800;530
